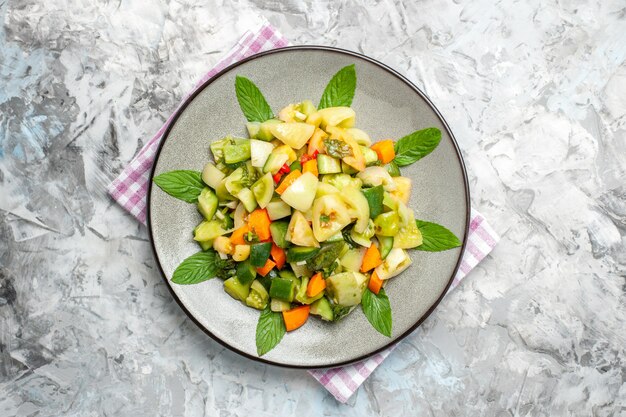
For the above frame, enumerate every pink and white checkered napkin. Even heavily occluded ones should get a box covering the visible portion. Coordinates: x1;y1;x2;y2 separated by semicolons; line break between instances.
107;24;500;403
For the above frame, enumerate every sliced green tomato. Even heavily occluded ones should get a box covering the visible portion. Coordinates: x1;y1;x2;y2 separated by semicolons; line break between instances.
321;173;362;190
201;162;226;189
361;185;384;219
250;139;275;168
375;248;412;280
312;194;351;242
346;128;371;146
197;187;218;220
245;280;269;310
251;173;274;209
270;298;292;312
270;122;315;149
223;140;251;164
316;107;356;129
237;188;257;212
374;211;400;236
390;176;412;205
339;247;367;272
266;198;291;220
236;259;257;285
315;183;340;198
340;187;370;234
377;235;394;259
393;224;423;249
224;277;252;302
317;154;342;174
215;179;235;201
210;137;229;163
350;219;375;247
325;231;344;243
257;119;282;142
286;246;321;263
194;220;228;241
382;191;398;211
224;167;245;195
360;146;379;166
357;166;397;191
269;221;290;248
341;160;358;175
269;278;296;302
300;100;316;116
246;121;261;139
325;271;368;307
280;172;319;212
233;202;247;229
286;210;319;247
310;297;334;321
250;242;272;267
295;276;325;305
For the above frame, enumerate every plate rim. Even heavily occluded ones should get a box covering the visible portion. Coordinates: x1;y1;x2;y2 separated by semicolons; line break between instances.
146;45;471;369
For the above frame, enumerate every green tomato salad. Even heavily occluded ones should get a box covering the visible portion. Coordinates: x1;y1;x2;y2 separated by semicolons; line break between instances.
153;65;462;356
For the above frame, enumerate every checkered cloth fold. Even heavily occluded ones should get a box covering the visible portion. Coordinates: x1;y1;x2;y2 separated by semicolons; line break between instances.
107;23;500;403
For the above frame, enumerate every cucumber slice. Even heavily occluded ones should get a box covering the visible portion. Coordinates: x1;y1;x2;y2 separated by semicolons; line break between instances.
251;173;274;209
299;100;317;117
223;277;252;302
263;153;289;174
310;297;334;321
325;231;344;243
257;119;282;142
197;239;214;251
317;154;342;174
360;146;379;166
193;220;227;241
385;161;401;177
377;236;394;260
246;122;261;139
270;221;290;248
201;162;226;189
286;246;321;263
266;198;291;220
236;260;257;285
237;188;258;212
250;242;272;267
215;179;235;201
269;278;296;302
270;298;291;312
197;187;218;220
278;269;299;282
223;140;251;164
250;139;275;168
361;185;384;219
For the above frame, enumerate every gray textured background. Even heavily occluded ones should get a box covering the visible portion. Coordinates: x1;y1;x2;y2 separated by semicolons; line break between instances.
1;1;625;416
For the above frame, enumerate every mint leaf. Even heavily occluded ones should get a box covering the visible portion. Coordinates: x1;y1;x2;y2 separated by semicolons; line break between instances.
171;251;219;284
415;219;461;251
394;128;442;166
362;288;392;337
256;305;286;356
235;76;274;122
318;64;357;109
153;170;204;203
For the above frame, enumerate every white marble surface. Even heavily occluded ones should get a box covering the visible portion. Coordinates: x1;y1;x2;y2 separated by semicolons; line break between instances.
1;1;625;415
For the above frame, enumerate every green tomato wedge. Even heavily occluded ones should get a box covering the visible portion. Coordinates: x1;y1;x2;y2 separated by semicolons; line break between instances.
312;194;351;242
280;172;319;213
374;248;412;280
224;277;252;302
340;187;370;234
245;280;269;310
286;211;319;247
374;211;400;236
266;198;291;220
251;173;274;209
270;122;315;149
201;162;226;189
